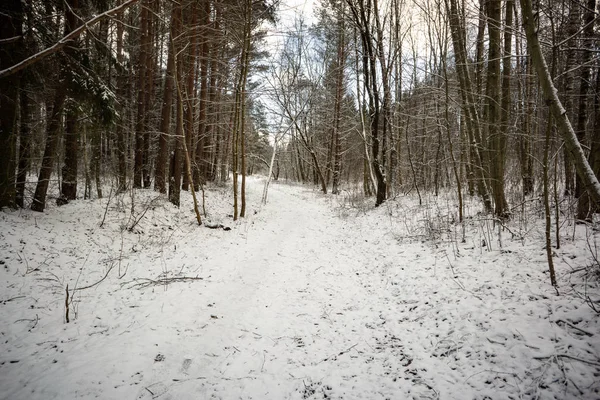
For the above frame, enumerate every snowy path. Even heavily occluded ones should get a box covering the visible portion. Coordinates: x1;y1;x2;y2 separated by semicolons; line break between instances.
133;183;425;399
2;177;599;399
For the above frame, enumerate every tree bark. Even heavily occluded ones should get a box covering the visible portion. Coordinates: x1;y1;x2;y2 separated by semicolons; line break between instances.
194;0;211;188
575;0;597;219
115;7;127;194
0;0;22;209
445;0;493;212
59;108;79;203
155;4;176;195
169;5;183;206
133;0;149;189
15;84;31;208
31;0;80;212
486;0;509;218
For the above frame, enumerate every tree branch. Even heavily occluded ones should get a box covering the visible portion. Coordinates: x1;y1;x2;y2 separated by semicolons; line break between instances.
0;0;140;79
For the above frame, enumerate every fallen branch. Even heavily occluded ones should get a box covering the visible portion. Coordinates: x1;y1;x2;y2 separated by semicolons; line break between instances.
128;276;204;289
127;195;161;232
533;353;600;367
204;223;231;231
172;376;206;382
1;295;26;304
73;262;115;291
554;319;594;337
321;343;358;363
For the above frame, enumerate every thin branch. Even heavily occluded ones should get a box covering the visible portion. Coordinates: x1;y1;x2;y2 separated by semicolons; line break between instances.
533;354;600;367
73;262;116;291
0;0;140;79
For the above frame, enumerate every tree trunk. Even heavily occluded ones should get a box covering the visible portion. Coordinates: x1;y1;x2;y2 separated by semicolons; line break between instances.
331;9;346;195
142;0;156;189
15;84;31;208
155;4;176;194
561;2;580;196
445;0;493;212
181;1;198;192
32;0;80;212
115;7;127;193
133;0;149;189
487;0;509;218
347;0;387;206
194;0;211;188
575;0;597;219
59;108;79;202
0;0;23;209
520;0;600;205
168;5;183;206
577;61;600;219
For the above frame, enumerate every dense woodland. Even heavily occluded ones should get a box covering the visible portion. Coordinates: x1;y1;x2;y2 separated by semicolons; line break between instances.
0;0;599;227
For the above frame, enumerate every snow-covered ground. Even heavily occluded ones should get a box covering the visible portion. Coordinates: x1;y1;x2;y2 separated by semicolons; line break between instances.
1;176;599;399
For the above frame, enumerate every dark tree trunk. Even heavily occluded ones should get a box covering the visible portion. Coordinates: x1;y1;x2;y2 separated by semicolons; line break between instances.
182;1;198;192
32;0;79;212
0;0;23;209
115;8;127;193
134;0;149;189
575;0;597;219
169;4;183;207
487;0;509;218
16;86;31;208
577;61;600;219
59;108;79;202
561;3;580;196
347;0;387;206
194;0;211;188
31;86;67;211
155;4;176;194
142;0;156;189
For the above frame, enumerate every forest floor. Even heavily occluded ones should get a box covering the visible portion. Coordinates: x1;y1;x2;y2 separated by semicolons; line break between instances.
1;176;599;400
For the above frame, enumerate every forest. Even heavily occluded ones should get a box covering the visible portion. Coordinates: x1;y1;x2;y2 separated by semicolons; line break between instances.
1;0;600;398
1;0;599;223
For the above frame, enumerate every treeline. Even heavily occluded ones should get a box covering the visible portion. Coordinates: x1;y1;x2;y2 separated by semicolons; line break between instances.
0;0;599;223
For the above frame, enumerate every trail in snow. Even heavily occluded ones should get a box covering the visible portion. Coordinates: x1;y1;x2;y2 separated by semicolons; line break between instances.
133;181;428;399
1;177;599;400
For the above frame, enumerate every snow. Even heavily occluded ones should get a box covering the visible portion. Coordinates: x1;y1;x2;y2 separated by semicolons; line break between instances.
1;176;599;399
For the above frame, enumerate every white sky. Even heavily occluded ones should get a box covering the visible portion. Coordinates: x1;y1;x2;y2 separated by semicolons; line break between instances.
278;0;315;24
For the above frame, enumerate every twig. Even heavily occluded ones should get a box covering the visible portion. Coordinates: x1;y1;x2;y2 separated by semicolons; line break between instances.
73;262;116;291
533;353;600;367
322;343;358;362
128;196;161;232
128;276;204;289
99;188;114;228
65;284;70;323
554;319;594;337
445;254;483;300
172;376;206;382
30;313;39;331
1;295;26;304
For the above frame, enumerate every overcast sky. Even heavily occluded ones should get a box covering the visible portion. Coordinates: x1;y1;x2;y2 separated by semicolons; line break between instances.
279;0;315;22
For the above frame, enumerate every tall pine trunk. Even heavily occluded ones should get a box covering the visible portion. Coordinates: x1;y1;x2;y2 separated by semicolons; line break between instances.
0;0;23;209
155;3;176;194
32;0;79;212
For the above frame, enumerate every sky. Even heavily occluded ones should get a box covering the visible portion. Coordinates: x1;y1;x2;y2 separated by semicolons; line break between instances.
278;0;315;24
